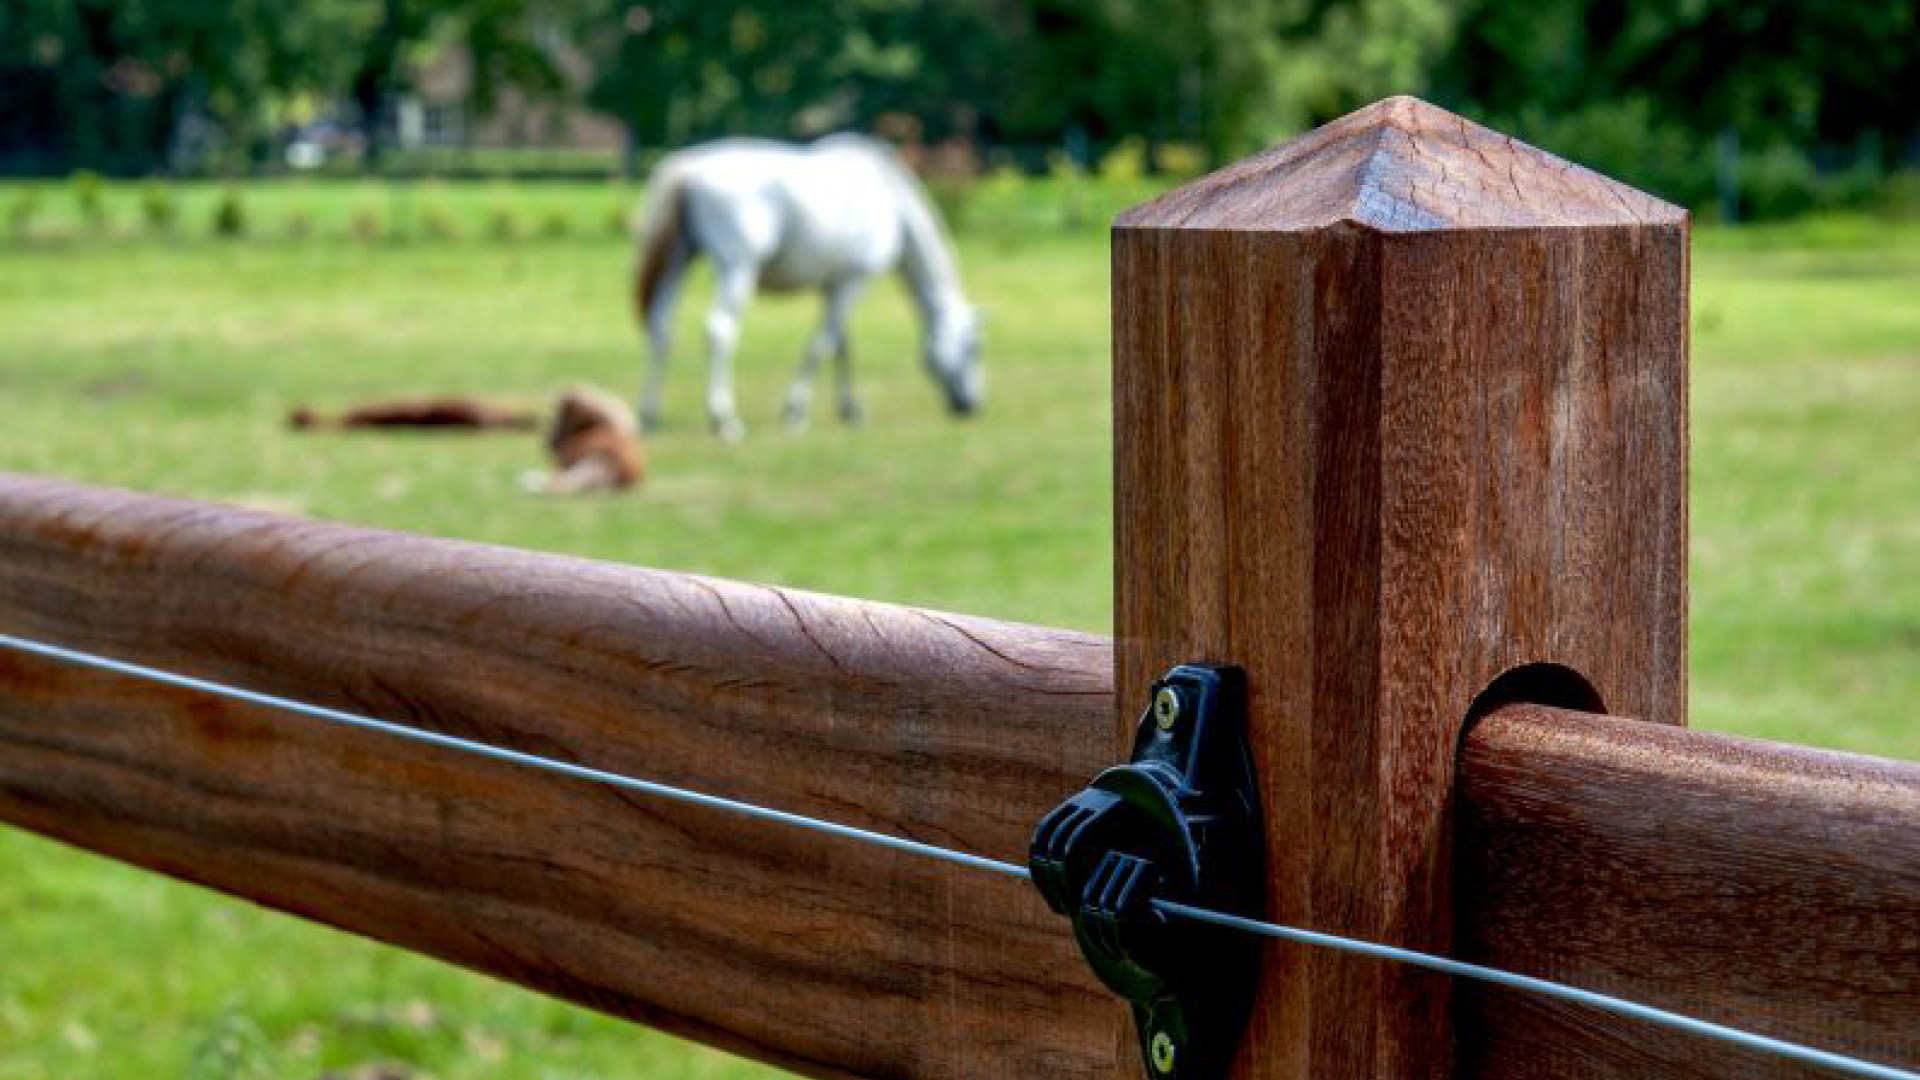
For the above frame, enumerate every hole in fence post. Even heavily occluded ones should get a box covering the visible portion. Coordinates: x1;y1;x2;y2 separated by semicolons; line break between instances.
1463;663;1606;725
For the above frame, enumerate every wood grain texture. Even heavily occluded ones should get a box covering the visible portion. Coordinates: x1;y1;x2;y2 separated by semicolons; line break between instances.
0;472;1118;1080
1114;96;1688;1080
1458;704;1920;1079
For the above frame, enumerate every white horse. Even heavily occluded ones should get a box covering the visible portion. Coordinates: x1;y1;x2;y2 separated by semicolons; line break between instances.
630;135;982;440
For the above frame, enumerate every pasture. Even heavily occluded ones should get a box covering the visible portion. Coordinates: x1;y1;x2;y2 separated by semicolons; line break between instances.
0;201;1916;1079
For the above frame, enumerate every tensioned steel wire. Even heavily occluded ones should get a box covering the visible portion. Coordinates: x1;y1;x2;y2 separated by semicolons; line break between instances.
1;630;1915;1080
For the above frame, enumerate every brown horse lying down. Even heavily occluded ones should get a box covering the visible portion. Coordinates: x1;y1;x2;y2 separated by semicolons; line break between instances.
289;388;642;494
526;385;646;494
289;397;539;431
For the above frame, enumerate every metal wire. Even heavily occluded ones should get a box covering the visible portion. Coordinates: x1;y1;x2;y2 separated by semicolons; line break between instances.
0;634;1028;880
1154;901;1920;1080
2;631;1915;1080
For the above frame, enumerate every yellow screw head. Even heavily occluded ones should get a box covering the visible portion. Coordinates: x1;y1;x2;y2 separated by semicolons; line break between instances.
1150;1030;1178;1075
1153;686;1182;731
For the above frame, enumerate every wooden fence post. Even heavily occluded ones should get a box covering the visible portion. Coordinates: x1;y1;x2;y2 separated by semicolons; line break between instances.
1112;96;1689;1080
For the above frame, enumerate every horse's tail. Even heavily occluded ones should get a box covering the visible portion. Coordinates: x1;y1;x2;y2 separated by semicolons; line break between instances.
632;157;692;326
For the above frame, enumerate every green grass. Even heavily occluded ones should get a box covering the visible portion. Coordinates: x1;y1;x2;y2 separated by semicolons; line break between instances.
4;179;645;244
1689;226;1920;754
0;216;1916;1078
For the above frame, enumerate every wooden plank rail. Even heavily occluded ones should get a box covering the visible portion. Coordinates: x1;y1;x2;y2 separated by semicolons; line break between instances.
0;472;1119;1080
1457;704;1920;1079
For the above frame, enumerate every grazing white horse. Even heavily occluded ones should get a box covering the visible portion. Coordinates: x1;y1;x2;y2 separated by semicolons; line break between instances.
631;135;982;440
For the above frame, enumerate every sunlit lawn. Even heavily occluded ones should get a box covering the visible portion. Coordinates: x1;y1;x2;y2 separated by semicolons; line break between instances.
0;212;1915;1078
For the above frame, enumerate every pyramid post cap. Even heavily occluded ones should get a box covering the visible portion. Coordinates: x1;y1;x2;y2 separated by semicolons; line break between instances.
1116;96;1685;232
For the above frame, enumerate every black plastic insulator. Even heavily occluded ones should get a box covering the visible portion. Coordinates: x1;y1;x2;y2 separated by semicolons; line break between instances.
1028;664;1264;1080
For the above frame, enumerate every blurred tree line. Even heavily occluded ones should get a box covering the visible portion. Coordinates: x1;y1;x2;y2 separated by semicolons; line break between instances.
3;0;1917;215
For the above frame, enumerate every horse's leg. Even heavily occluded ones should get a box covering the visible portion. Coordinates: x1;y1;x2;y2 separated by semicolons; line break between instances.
828;278;870;425
639;246;690;433
780;300;834;433
835;358;864;425
704;262;755;442
783;279;864;432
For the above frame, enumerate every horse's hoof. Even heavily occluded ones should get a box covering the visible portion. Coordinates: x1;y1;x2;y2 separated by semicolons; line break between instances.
782;409;810;435
713;417;746;443
639;411;662;434
839;401;866;427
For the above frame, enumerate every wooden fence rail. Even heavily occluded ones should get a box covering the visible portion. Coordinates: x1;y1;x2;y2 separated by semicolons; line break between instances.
0;473;1116;1080
2;95;1917;1080
1460;705;1920;1079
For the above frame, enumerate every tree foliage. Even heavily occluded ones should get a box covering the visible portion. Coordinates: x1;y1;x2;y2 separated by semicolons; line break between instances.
3;0;1917;197
577;0;1453;163
0;0;359;171
1431;0;1920;161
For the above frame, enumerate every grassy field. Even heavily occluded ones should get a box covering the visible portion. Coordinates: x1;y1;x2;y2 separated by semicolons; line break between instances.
0;212;1916;1079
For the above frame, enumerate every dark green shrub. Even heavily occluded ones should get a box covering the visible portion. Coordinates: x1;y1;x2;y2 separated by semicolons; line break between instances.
70;170;107;230
6;189;42;237
1736;144;1821;222
140;182;177;234
1873;171;1920;219
212;190;248;237
1811;157;1888;215
486;205;519;241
